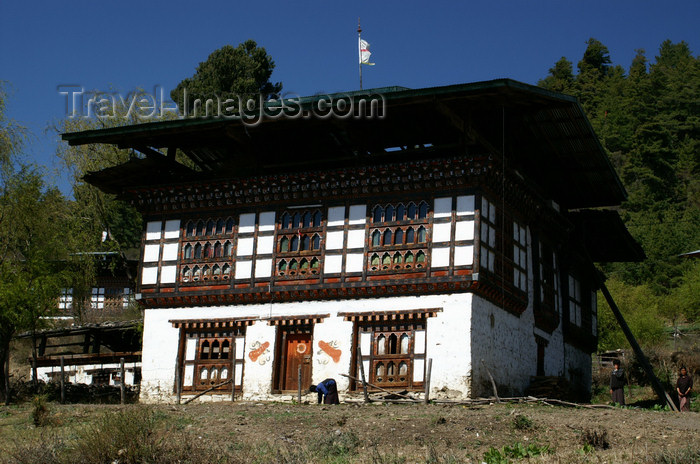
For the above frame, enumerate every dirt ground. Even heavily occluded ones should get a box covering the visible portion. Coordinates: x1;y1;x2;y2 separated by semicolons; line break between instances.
1;398;699;463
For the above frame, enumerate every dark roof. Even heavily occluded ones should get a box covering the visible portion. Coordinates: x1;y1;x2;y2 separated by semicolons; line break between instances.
63;79;627;209
569;210;645;262
15;320;140;339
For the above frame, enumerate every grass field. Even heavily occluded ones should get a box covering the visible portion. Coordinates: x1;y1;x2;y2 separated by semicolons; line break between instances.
1;398;699;464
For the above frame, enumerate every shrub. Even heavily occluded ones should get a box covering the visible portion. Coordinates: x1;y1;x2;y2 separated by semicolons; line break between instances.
31;394;50;427
512;414;532;430
580;428;610;450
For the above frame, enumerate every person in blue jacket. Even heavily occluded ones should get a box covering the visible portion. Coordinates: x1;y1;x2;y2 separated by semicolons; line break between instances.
310;378;340;404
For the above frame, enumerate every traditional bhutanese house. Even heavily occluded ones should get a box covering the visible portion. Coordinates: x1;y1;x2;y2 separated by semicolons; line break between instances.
63;79;643;403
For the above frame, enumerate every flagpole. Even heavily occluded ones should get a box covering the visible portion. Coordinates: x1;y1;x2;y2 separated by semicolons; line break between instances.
358;18;363;90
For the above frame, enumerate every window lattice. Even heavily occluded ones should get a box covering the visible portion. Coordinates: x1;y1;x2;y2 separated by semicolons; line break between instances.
276;210;323;277
368;202;430;272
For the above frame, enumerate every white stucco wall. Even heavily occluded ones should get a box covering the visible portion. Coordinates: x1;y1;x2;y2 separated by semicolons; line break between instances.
470;295;538;396
37;362;140;386
139;293;473;403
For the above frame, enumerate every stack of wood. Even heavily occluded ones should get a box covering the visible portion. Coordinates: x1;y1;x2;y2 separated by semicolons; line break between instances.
525;376;571;400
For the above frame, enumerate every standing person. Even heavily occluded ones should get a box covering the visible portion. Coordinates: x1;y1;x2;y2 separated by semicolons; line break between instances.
676;366;693;412
609;359;626;405
310;378;340;404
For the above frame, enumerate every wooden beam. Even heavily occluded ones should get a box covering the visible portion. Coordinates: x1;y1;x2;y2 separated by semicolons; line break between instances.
599;280;678;411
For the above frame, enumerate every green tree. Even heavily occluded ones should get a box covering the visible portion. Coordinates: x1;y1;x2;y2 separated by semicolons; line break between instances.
538;57;575;93
0;165;82;403
170;40;282;115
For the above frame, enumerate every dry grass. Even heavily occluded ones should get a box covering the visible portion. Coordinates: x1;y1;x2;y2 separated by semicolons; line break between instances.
0;401;698;463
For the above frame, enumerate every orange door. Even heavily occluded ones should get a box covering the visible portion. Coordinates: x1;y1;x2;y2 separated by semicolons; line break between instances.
284;333;312;390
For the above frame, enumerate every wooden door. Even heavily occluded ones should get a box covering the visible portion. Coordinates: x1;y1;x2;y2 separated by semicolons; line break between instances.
283;333;312;391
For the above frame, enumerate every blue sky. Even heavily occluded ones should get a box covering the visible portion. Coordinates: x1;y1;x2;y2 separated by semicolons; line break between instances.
1;0;698;194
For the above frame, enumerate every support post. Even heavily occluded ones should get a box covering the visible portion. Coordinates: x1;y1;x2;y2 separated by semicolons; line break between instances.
231;342;236;402
424;358;433;404
120;358;125;404
60;356;65;404
297;366;302;405
175;364;182;405
599;281;678;411
357;345;369;403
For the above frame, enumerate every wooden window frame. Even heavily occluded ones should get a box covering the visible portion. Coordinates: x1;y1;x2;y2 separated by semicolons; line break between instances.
275;209;324;279
367;201;430;274
179;328;245;394
179;216;236;286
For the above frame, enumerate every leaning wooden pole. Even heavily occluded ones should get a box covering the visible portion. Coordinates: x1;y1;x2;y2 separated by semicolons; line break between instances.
599;281;678;412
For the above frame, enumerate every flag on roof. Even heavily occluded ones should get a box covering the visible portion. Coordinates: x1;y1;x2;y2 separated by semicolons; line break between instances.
359;38;375;65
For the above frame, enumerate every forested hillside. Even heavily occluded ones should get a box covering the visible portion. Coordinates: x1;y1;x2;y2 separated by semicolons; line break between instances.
539;39;700;350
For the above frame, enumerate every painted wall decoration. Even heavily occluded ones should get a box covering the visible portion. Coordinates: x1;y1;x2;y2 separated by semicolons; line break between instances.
317;340;341;364
248;341;271;365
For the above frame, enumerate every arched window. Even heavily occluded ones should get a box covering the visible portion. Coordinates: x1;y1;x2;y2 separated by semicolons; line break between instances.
193;266;201;281
303;211;312;228
385;205;394;222
221;340;230;359
196;220;205;236
182;267;192;282
393;252;402;266
396;204;405;221
382;253;391;269
377;335;386;355
313;211;322;227
383;229;392;246
404;251;414;266
394;228;404;245
202;265;211;279
417;226;427;243
281;212;290;229
386;362;395;376
211;340;220;359
206;220;214;236
293;212;301;228
372;230;381;247
300;259;309;271
224;241;233;257
216;219;225;235
375;362;385;381
301;234;310;251
194;243;202;259
204;243;212;258
370;254;380;269
406;227;415;243
400;334;409;354
399;361;408;376
388;334;398;354
214;242;222;258
312;234;321;250
212;264;221;278
278;260;287;273
184;244;192;259
310;257;320;272
222;264;231;277
226;218;235;234
289;259;298;272
418;202;429;219
407;202;417;220
200;340;210;359
280;236;289;252
416;251;426;266
186;221;195;237
290;235;299;252
373;206;383;223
